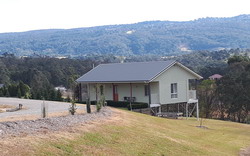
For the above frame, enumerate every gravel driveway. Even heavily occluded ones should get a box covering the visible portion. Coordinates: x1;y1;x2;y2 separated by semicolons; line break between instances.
0;97;85;119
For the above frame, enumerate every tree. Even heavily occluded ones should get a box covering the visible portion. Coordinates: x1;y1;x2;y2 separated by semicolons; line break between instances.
19;81;30;97
17;87;21;98
0;89;3;97
49;89;56;101
217;56;250;122
5;88;10;97
56;90;62;101
197;80;217;118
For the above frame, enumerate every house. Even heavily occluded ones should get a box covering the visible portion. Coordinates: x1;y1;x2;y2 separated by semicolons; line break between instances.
209;74;222;80
77;60;203;118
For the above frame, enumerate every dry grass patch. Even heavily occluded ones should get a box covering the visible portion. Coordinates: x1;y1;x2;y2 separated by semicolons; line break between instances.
0;104;15;109
35;109;250;156
1;108;250;156
0;104;15;113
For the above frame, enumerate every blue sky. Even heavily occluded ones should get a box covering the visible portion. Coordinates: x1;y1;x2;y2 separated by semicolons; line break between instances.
0;0;250;33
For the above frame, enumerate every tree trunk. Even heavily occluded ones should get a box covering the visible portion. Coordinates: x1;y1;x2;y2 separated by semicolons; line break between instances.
87;98;91;113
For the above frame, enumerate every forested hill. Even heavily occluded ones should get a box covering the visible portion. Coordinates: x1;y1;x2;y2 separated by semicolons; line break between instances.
1;15;250;57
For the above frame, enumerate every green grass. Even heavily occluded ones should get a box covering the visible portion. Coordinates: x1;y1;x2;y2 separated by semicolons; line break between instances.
36;109;250;156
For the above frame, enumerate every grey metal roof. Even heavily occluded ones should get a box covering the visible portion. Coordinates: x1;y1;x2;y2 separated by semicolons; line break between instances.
76;60;176;83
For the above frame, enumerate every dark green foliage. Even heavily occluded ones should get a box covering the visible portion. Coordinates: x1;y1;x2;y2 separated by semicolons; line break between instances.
17;87;21;98
105;100;148;110
0;81;62;101
19;81;30;97
227;55;250;65
0;82;30;98
127;103;149;110
1;15;250;57
5;89;10;97
68;100;77;115
0;55;98;101
56;90;62;101
106;100;129;107
76;101;96;105
197;80;217;118
0;56;94;89
216;57;250;123
197;55;250;123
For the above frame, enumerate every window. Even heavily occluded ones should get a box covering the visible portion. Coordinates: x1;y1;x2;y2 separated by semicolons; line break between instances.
144;85;149;96
171;83;178;98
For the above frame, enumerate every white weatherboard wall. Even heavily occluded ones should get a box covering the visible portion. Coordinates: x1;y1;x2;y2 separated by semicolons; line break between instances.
89;83;97;101
88;83;153;103
150;82;160;104
88;83;113;101
111;83;150;103
104;84;113;100
153;64;198;104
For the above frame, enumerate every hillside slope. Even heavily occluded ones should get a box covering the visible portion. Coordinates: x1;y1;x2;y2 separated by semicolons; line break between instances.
1;108;250;156
0;15;250;57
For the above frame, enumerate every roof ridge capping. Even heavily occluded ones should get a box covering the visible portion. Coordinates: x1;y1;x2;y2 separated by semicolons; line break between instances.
99;60;174;66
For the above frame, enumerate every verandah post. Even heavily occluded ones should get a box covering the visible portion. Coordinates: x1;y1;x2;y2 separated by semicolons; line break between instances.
129;83;132;111
148;82;151;107
86;83;91;113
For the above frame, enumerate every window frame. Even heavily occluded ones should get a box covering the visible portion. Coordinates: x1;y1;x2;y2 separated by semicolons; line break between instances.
171;83;178;98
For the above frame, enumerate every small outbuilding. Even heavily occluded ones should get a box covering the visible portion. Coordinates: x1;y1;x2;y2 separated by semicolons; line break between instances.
209;74;223;80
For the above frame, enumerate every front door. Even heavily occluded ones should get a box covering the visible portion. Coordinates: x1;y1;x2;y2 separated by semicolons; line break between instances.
113;85;118;101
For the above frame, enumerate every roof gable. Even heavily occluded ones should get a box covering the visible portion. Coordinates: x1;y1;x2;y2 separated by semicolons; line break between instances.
151;62;203;82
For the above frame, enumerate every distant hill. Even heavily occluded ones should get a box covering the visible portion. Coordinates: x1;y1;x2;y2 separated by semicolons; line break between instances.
0;15;250;57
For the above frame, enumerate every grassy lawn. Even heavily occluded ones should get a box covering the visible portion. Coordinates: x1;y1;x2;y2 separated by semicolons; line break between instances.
33;109;250;156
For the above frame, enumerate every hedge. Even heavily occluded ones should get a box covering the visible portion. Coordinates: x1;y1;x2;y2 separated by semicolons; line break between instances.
106;100;129;107
127;102;149;110
76;101;96;105
77;100;148;110
106;100;148;110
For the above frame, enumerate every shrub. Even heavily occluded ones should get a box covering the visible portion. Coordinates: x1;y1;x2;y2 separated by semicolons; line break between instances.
77;100;148;110
106;100;130;107
96;96;105;112
105;100;148;110
69;101;77;115
127;102;149;110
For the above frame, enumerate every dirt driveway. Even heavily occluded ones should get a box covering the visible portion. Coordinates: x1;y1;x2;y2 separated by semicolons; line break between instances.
0;97;86;121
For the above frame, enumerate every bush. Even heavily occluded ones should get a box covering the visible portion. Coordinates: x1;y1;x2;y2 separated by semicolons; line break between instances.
105;100;148;110
127;102;149;110
76;101;96;105
77;100;148;110
106;100;129;107
68;101;77;115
